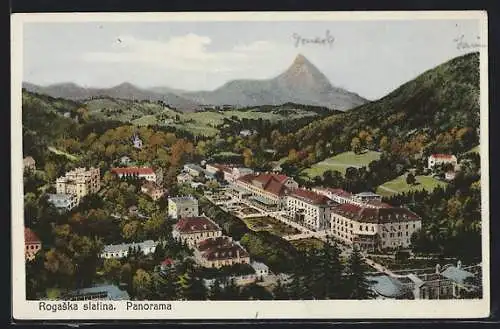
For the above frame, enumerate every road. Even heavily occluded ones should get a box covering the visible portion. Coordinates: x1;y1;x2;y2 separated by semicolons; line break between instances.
208;189;398;278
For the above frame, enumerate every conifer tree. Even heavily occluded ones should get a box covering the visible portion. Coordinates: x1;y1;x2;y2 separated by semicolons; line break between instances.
344;248;375;299
208;278;224;300
273;279;289;300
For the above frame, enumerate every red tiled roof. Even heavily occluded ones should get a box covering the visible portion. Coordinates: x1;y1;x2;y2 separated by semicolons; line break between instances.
430;154;456;159
333;203;421;224
238;173;292;196
161;258;175;266
197;237;249;261
210;164;233;173
175;216;221;233
24;228;40;244
326;188;352;198
289;189;330;205
366;200;393;208
111;167;155;175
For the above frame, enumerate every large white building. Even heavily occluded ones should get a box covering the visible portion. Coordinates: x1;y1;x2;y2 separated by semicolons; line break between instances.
172;216;222;247
56;167;101;203
111;167;163;185
168;196;199;219
194;236;250;269
330;203;422;251
205;163;254;183
100;240;157;259
428;154;458;170
234;173;298;210
47;193;79;212
313;187;390;209
286;189;335;231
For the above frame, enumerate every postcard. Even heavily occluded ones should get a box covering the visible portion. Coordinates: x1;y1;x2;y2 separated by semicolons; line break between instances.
11;11;489;320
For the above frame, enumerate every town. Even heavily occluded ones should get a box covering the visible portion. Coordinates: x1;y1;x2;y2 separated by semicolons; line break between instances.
23;139;482;301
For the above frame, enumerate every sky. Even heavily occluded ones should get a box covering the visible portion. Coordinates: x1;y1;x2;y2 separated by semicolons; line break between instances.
22;19;481;100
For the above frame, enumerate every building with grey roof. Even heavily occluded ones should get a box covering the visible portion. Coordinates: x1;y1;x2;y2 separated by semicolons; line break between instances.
64;284;130;301
101;240;157;259
47;193;79;212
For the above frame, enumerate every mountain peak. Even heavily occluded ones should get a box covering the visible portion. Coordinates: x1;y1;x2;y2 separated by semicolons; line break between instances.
293;53;309;65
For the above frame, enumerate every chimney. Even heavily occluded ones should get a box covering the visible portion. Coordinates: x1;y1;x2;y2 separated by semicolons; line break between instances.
435;263;441;274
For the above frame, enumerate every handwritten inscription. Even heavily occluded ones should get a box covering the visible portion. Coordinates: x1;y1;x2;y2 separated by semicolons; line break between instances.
292;30;335;48
453;34;486;50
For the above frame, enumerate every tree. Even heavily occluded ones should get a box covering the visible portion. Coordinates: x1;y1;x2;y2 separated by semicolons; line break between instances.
222;278;240;300
103;258;122;285
273;279;289;300
351;137;362;154
208;278;224;300
406;172;417;186
379;136;390;153
133;269;152;300
343;249;375;299
243;148;254;168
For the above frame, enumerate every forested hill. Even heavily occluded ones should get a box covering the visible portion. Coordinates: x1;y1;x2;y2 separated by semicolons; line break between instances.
290;52;480;157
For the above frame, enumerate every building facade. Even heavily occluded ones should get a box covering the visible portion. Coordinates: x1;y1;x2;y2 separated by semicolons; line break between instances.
100;240;157;259
56;167;101;203
25;227;42;261
141;181;166;201
23;156;36;172
194;236;250;268
183;163;205;177
330;203;422;251
111;167;162;185
47;193;79;212
286;189;335;231
313;187;353;204
168;196;199;219
172;216;222;247
428;154;458;170
234;173;298;209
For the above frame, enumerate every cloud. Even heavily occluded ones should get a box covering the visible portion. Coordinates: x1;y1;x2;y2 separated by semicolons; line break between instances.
82;33;290;73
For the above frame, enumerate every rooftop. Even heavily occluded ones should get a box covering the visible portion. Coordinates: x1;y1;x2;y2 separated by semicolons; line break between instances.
333;203;421;224
355;192;381;197
103;240;156;253
289;188;331;205
197;237;249;261
66;284;130;300
168;196;198;203
175;216;221;233
440;266;475;285
184;163;204;172
367;275;411;298
111;167;155;175
24;227;40;244
430;154;456;159
238;173;293;196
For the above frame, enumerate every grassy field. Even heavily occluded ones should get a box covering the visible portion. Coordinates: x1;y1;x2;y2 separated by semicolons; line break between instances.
86;98;320;137
467;144;480;154
376;174;448;197
302;150;381;178
241;216;300;237
48;146;79;161
290;238;325;252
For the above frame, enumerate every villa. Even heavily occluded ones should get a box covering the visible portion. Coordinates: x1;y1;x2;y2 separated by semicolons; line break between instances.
56;167;101;203
428;154;458;170
167;196;199;219
172;215;222;247
100;240;157;259
194;236;250;269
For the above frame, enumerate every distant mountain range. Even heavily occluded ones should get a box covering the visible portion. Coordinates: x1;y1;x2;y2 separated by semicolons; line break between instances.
23;54;367;112
21;81;202;112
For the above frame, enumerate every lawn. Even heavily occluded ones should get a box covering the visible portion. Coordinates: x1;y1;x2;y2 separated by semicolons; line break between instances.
467;145;480;154
242;216;300;237
48;146;79;161
302;150;381;178
290;238;325;252
376;174;448;197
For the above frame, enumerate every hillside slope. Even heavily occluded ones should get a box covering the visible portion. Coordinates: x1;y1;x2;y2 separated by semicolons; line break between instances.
22;82;202;112
293;52;480;155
